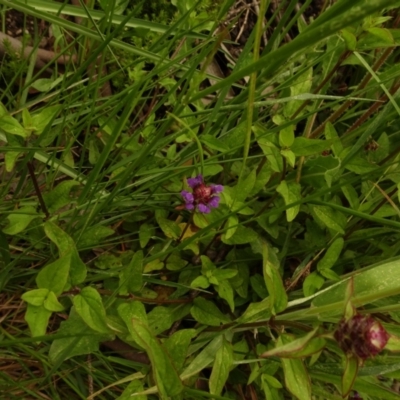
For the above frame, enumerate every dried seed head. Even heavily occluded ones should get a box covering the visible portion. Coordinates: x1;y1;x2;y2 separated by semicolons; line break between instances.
334;315;390;360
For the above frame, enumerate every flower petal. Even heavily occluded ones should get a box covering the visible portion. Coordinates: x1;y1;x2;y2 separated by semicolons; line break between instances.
187;174;203;188
211;184;224;194
208;196;220;208
185;203;195;210
181;190;194;203
198;203;210;213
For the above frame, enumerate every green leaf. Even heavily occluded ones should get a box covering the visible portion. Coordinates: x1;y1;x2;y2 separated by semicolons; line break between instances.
190;275;210;289
36;255;70;296
341;28;357;50
25;304;52;338
281;149;296;167
284;67;313;117
311;205;346;234
157;217;181;239
280;335;312;400
262;240;287;314
260;328;319;358
222;226;258;245
367;27;394;44
31;105;61;135
21;288;49;306
222;215;238;241
233;170;256;202
77;225;114;248
0;114;27;137
324;122;343;157
209;337;233;396
191;298;230;326
2;206;38;235
257;138;283;172
217;280;235;312
276;180;301;222
237;297;272;323
119;250;144;294
164;329;196;371
139;223;153;248
129;318;183;398
279;125;295;148
43;291;64;312
342;355;359;397
43;180;80;213
147;306;173;336
303;272;325;297
291;137;331;156
317;238;344;271
117;380;147;400
73;287;110;334
212;269;238;281
201;134;229;152
181;334;224;380
49;307;111;364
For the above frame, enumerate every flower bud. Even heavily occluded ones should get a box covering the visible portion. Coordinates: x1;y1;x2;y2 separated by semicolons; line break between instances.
334;314;390;359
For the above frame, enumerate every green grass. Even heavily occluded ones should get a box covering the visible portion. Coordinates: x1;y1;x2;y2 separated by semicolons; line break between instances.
2;0;400;398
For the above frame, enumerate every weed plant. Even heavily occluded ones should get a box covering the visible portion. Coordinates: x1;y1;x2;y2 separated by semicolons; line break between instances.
1;0;400;399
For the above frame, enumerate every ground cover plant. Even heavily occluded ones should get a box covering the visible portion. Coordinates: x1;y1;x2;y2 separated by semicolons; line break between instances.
2;0;400;398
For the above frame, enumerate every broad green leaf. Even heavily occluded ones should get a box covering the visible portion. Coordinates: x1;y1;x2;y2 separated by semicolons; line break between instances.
233;169;256;202
3;206;38;235
31;105;61;135
49;307;111;364
291;137;331;156
201;134;229;152
209;337;233;396
211;269;238;281
223;215;238;240
0;114;27;137
119;250;144;294
201;255;216;274
73;287;110;334
181;334;224;380
311;205;346;234
280;335;311;400
262;240;287;314
191;298;230;326
77;225;114;248
260;328;319;358
324;122;343;157
303;272;325;297
117;380;147;400
281;148;296;168
36;255;70;296
276;180;301;222
118;301;147;337
43;291;64;312
257;138;283;172
25;304;52;338
317;238;344;271
190;275;210;289
130;318;183;398
164;329;196;371
139;223;153;248
157;217;181;239
312;258;400;310
43;180;80;213
147;306;173;336
21;288;49;306
222;226;258;245
367;27;394;44
279;125;295;148
341;28;357;50
237;297;272;323
342;355;359;397
217;280;235;312
341;184;360;210
284;67;313;117
250;163;272;196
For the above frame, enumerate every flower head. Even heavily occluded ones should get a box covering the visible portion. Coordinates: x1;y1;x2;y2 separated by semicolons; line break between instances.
334;314;390;360
181;174;223;213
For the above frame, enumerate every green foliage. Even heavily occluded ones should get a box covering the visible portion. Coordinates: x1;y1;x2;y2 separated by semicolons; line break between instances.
2;0;400;398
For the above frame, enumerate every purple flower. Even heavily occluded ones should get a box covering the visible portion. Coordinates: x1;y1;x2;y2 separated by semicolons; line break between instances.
180;174;223;213
334;314;390;360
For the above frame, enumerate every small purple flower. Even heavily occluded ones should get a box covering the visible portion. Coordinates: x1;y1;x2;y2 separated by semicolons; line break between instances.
180;174;223;213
